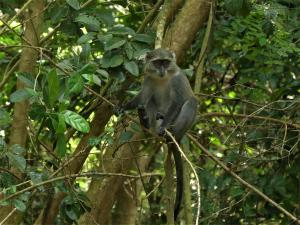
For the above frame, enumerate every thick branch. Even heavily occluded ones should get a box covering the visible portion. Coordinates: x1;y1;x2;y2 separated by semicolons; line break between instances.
163;0;210;63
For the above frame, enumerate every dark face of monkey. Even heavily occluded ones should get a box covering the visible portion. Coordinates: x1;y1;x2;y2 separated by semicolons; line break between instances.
144;48;178;78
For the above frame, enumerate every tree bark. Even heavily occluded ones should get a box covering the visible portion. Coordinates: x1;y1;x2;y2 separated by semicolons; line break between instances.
78;129;142;225
0;0;44;224
163;0;210;64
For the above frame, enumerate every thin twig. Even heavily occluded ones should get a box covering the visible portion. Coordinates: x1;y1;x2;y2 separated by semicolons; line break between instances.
0;172;160;203
137;0;164;33
188;134;300;225
0;0;35;35
201;112;300;129
0;207;17;225
194;1;213;94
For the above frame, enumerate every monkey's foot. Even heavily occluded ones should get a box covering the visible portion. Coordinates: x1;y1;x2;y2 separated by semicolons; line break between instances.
158;126;166;136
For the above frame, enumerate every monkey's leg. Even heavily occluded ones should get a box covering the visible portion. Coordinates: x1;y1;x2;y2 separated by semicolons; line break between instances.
122;93;142;111
138;106;150;129
172;97;197;140
158;103;181;136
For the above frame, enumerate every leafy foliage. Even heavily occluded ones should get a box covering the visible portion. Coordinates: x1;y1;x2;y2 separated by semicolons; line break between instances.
0;0;299;224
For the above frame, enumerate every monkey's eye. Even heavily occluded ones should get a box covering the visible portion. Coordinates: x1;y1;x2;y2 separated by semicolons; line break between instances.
152;59;170;68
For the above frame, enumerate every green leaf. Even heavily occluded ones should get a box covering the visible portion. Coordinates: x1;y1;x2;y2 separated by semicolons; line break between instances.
56;113;66;134
78;63;97;74
88;136;101;146
224;0;251;16
110;54;124;67
16;72;34;88
6;152;26;172
11;144;25;154
56;134;66;157
124;42;134;59
66;0;80;10
105;37;126;51
119;131;134;143
63;110;90;133
10;88;36;103
12;199;26;212
29;172;43;185
75;15;100;31
101;53;124;68
108;26;135;35
82;74;101;86
132;34;154;44
77;33;95;44
97;69;109;79
124;61;139;76
47;69;60;107
68;73;84;94
0;109;11;126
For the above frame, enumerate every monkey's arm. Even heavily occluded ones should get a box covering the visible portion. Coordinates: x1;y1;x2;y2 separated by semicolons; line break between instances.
122;93;143;110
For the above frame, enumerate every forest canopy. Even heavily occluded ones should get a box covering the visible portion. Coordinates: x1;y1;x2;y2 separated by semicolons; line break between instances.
0;0;300;224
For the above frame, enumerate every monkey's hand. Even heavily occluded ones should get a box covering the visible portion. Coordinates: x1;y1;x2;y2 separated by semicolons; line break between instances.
113;105;124;116
158;126;166;137
156;112;164;120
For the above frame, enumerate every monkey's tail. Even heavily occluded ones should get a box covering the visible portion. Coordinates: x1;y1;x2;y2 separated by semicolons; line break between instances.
169;142;183;221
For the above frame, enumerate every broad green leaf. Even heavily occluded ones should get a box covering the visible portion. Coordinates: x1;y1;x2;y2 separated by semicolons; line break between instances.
56;113;66;134
68;73;84;94
29;172;43;185
47;69;60;107
77;33;95;44
97;69;109;79
124;61;139;76
82;74;101;86
6;152;26;172
10;88;37;103
11;144;25;154
0;109;11;126
96;9;114;27
101;53;123;68
108;26;135;35
88;136;101;146
63;110;90;133
56;134;66;157
12;199;26;212
110;54;124;67
105;37;126;51
16;72;34;88
66;0;80;10
124;42;134;59
78;63;97;74
119;131;134;143
133;34;154;44
75;15;100;31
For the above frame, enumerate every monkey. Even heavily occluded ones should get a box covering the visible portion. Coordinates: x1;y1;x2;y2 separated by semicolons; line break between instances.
116;48;197;220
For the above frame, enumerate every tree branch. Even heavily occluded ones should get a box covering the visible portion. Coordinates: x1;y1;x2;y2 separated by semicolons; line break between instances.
188;134;300;225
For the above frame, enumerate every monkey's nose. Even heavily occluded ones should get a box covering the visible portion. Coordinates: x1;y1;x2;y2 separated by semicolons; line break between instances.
159;68;165;77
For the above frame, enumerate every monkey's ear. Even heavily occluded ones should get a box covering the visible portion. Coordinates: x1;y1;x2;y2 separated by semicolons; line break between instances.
143;50;153;62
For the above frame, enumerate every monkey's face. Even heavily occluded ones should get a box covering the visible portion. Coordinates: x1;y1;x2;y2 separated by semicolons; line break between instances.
144;48;177;78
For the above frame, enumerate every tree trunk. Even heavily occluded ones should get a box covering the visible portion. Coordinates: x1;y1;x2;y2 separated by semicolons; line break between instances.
0;0;44;224
163;0;210;64
78;129;142;225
